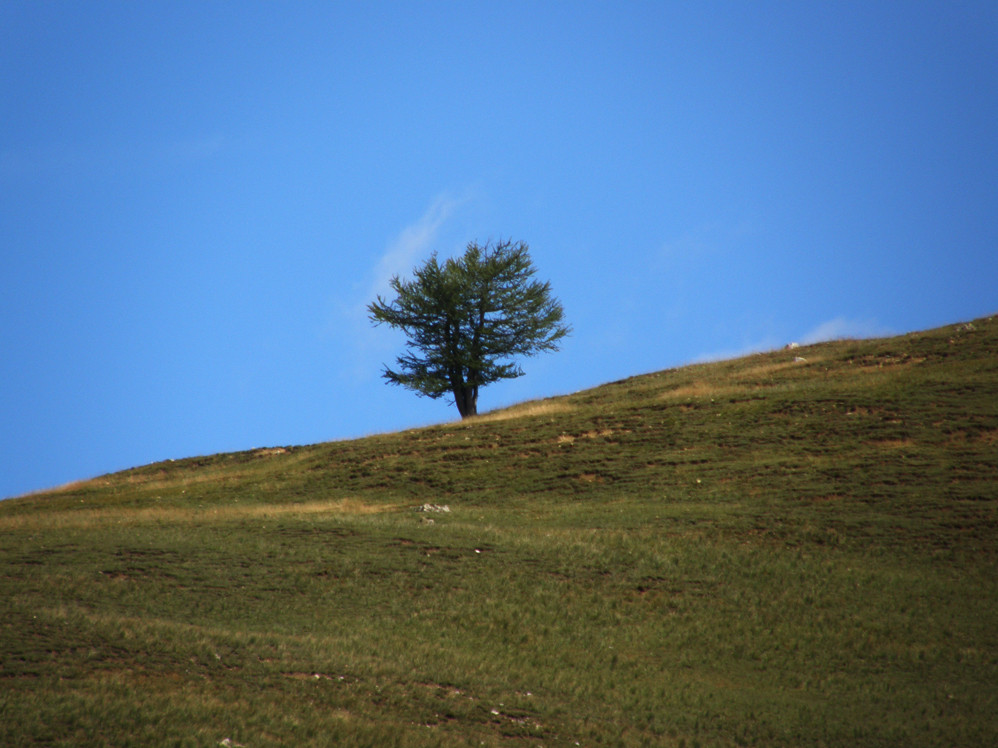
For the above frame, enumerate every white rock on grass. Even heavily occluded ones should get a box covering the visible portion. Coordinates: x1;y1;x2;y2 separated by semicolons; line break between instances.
413;503;450;513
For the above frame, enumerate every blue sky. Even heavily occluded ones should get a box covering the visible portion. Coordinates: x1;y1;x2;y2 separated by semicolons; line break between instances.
2;1;995;499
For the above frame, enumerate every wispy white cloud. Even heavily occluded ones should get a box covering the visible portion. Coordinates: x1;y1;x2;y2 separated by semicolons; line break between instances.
799;317;893;344
691;335;783;364
367;192;467;303
690;317;894;364
336;192;471;382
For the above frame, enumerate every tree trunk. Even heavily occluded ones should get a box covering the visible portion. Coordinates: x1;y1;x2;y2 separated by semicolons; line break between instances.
454;385;478;418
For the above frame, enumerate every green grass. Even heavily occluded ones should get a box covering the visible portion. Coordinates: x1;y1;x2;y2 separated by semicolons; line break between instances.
2;316;996;746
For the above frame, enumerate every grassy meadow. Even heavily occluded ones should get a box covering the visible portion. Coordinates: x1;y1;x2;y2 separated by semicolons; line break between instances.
1;317;996;746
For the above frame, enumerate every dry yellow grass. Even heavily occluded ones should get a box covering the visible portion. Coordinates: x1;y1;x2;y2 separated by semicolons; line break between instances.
659;381;745;400
871;438;917;449
0;497;397;532
734;359;817;380
465;399;574;423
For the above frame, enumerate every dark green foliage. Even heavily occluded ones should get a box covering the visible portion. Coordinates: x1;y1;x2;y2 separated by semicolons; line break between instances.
368;239;570;417
1;316;996;746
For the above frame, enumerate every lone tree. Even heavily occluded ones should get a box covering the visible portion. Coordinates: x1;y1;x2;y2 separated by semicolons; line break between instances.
368;239;570;418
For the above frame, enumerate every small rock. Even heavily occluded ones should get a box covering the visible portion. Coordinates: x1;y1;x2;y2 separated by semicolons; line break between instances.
413;503;450;513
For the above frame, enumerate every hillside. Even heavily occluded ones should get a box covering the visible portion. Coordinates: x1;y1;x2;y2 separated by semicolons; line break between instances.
2;316;996;746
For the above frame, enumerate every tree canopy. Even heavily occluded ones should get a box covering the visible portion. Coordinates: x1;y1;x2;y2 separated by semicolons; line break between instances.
368;239;570;418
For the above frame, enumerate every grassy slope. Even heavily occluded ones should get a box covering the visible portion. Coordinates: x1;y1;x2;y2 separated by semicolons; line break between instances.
1;317;996;747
